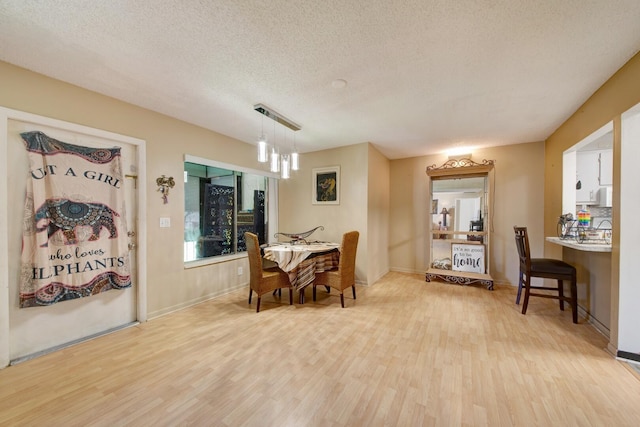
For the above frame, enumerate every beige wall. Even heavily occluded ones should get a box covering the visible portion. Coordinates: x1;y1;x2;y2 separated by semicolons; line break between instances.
367;145;390;285
278;143;371;283
389;142;545;286
388;156;429;274
5;46;639;358
544;52;640;353
0;61;263;319
0;61;388;325
278;142;391;286
544;53;640;255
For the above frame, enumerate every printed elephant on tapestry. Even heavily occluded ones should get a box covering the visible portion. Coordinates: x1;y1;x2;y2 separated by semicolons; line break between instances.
34;198;120;247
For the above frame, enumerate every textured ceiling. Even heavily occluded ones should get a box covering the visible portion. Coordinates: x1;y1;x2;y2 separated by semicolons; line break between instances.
1;1;640;159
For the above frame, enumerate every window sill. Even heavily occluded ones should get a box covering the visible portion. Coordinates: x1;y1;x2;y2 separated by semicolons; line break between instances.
184;252;247;269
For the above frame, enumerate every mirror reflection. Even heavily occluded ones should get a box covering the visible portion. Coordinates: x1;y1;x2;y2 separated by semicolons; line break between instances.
431;176;487;269
432;176;486;236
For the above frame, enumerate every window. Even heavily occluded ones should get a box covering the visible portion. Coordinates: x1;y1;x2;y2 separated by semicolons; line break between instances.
184;155;276;263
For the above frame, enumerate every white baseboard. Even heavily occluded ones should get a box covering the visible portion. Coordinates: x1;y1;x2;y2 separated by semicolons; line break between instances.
10;321;139;366
148;283;247;320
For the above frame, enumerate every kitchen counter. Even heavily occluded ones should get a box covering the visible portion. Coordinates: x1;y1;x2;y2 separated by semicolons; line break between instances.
546;236;611;252
546;236;611;336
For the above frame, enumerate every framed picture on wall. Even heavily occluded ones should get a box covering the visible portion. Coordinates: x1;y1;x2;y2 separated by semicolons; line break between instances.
431;199;438;214
312;166;340;205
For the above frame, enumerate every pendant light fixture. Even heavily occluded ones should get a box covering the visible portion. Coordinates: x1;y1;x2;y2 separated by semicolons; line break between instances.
269;119;280;173
280;127;291;179
291;131;299;171
281;154;291;179
257;137;268;163
254;103;301;178
270;146;280;173
257;114;268;163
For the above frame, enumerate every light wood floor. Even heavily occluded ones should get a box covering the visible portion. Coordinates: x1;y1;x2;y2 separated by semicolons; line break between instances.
2;272;640;426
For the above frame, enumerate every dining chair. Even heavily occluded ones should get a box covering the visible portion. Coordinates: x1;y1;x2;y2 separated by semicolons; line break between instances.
312;230;359;308
513;226;578;323
245;232;292;312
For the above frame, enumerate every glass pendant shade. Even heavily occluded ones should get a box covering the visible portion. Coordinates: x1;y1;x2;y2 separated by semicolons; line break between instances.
257;137;268;163
255;105;301;177
281;154;291;179
270;147;280;173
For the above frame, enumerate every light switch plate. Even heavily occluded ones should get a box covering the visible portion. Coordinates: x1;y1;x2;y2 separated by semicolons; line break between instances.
160;217;171;228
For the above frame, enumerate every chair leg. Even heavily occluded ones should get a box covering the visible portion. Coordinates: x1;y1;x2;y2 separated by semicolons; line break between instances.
248;288;252;304
289;288;293;305
558;279;565;311
256;296;261;313
515;270;524;305
352;285;356;300
570;277;578;324
299;289;305;304
340;292;345;308
312;284;317;301
521;277;531;315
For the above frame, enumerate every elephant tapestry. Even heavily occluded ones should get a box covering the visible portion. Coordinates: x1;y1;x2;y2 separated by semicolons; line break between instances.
19;131;131;308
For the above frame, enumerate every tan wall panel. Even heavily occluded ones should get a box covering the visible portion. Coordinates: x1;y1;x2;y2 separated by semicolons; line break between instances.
0;61;262;318
389;141;545;286
278;143;369;283
544;51;640;351
367;144;390;285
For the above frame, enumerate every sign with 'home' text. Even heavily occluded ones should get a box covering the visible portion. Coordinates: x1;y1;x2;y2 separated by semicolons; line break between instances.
451;243;485;273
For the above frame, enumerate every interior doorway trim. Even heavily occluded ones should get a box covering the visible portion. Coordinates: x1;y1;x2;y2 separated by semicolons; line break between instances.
0;106;147;368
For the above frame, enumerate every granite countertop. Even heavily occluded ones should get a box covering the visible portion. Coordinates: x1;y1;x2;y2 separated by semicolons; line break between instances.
546;236;611;252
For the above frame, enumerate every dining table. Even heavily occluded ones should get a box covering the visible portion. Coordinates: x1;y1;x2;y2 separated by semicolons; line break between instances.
262;242;340;303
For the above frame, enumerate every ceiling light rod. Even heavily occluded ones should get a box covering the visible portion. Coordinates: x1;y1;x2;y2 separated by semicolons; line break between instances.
254;103;301;132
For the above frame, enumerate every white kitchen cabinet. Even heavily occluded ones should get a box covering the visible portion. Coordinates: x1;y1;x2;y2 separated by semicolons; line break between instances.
576;151;600;204
576;149;613;203
599;150;613;186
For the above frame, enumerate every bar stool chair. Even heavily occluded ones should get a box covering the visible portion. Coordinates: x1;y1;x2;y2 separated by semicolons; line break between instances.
513;226;578;323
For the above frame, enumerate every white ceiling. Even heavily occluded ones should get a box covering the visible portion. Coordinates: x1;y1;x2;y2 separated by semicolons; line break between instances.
1;1;639;159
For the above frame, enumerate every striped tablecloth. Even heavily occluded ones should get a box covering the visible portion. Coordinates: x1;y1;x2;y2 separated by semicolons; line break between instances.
263;243;340;291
